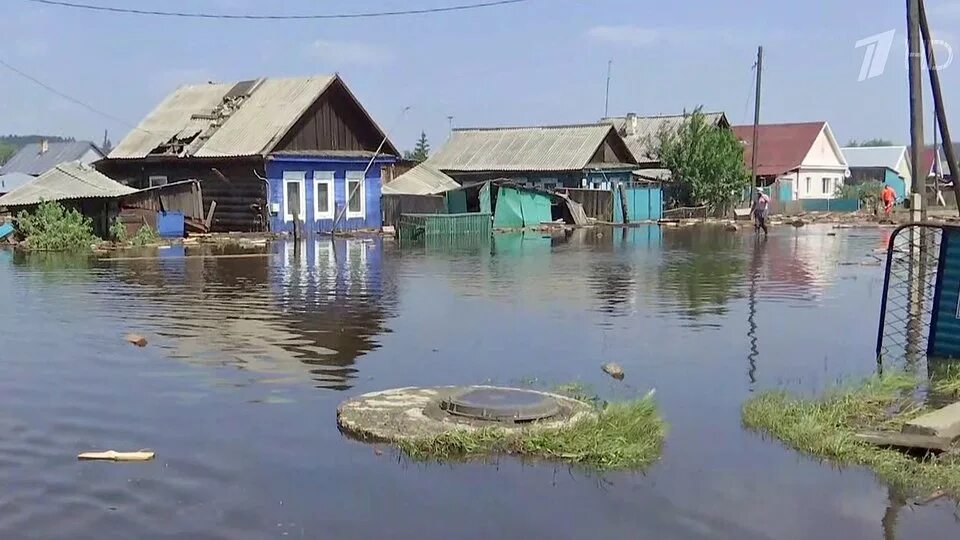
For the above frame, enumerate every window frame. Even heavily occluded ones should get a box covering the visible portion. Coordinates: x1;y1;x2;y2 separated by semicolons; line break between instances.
345;171;365;219
148;175;168;188
283;171;307;223
314;171;334;220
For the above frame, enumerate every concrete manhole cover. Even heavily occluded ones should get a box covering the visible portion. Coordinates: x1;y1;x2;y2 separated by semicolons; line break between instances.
336;385;595;443
440;387;561;422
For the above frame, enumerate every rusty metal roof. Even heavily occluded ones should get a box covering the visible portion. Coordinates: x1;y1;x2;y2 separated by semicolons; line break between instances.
428;124;618;172
0;161;136;207
109;76;337;159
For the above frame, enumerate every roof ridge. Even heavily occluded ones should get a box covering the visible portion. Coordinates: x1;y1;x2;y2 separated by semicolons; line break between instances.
453;123;612;132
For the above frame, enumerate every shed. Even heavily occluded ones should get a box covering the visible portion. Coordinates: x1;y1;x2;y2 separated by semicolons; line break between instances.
97;75;399;233
427;124;637;190
841;146;911;199
0;161;136;236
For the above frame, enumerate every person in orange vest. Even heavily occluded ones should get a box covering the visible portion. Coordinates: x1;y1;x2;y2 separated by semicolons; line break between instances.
881;184;897;216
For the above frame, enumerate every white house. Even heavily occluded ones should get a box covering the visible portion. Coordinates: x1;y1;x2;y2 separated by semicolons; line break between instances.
732;122;850;200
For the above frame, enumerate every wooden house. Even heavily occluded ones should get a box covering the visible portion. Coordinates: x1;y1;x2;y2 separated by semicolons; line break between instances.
96;75;399;233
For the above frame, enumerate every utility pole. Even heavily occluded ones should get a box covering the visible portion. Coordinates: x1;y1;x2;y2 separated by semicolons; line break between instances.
907;0;925;219
604;60;612;118
751;46;763;189
919;0;960;216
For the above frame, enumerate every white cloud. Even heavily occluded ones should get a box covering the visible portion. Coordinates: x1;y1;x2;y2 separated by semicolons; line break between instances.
306;39;387;66
587;25;662;47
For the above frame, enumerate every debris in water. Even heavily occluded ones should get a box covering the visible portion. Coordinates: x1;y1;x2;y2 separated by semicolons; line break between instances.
374;448;383;456
791;220;806;228
602;363;625;380
724;223;740;232
125;333;148;347
78;450;155;462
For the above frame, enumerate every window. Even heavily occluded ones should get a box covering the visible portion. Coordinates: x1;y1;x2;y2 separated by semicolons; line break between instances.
148;175;168;187
346;171;365;219
283;171;306;222
805;177;812;194
314;171;334;220
822;177;831;194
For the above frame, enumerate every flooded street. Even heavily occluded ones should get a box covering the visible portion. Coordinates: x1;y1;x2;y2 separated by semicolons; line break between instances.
1;225;958;539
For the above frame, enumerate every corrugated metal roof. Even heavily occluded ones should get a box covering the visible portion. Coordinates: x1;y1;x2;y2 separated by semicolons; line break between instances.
0;172;34;194
0;161;136;207
382;163;459;195
427;124;616;172
600;113;727;164
109;76;336;159
0;141;104;176
841;146;907;171
731;122;827;177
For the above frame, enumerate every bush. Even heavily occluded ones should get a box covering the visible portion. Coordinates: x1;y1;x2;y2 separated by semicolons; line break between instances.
16;201;97;251
837;181;884;211
130;225;160;246
109;217;127;243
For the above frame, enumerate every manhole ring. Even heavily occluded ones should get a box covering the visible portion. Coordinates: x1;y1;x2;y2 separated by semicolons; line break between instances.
439;387;561;422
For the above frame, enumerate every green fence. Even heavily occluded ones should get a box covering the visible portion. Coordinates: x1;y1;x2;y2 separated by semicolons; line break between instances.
398;212;492;244
800;198;861;212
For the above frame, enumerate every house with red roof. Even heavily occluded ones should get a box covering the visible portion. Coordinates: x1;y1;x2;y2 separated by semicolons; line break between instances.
731;122;849;200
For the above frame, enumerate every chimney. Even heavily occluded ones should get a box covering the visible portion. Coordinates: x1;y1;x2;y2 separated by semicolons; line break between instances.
625;113;638;137
40;140;48;154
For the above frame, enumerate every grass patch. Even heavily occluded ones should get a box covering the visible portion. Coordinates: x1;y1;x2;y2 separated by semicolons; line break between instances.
742;370;960;499
16;200;97;251
399;392;666;470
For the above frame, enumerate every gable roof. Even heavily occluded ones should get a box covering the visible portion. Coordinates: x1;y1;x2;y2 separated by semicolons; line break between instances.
109;75;397;159
0;161;136;207
601;112;728;164
382;163;459;195
841;146;907;171
0;141;103;176
428;124;631;172
0;172;34;194
731;122;827;177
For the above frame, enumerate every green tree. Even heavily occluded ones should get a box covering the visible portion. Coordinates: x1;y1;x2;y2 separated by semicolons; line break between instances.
650;108;749;212
404;131;430;162
846;138;895;147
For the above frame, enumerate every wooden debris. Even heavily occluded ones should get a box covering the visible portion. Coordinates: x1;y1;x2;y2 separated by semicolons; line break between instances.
125;333;148;347
602;363;625;380
912;489;948;506
78;450;155;462
904;402;960;439
724;223;740;232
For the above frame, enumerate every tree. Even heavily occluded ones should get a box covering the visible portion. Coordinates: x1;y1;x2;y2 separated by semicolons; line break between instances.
404;131;430;162
847;138;895;147
650;108;750;212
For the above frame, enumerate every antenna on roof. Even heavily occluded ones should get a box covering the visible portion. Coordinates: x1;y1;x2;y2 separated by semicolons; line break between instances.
604;60;612;118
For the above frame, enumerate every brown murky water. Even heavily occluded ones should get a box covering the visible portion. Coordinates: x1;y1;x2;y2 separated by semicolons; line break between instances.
0;225;956;539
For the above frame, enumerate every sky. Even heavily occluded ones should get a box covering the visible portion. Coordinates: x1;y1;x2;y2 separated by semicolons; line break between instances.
1;0;959;152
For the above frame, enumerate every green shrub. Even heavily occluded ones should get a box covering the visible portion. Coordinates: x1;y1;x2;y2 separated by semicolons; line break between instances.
130;225;160;246
15;200;97;252
109;217;126;243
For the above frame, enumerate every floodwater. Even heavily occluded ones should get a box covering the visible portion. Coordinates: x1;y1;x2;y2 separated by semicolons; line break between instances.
0;225;957;539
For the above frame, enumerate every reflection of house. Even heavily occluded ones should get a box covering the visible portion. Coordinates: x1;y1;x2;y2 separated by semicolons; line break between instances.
601;112;729;172
427;124;637;190
0;161;135;235
0;140;104;177
732;122;849;200
97;75;398;233
840;146;912;199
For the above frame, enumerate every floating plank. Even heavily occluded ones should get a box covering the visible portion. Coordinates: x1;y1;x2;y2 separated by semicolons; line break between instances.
903;402;960;440
856;431;953;451
78;450;155;462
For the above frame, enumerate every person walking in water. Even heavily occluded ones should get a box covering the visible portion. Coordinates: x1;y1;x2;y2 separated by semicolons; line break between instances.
881;184;897;216
752;187;770;235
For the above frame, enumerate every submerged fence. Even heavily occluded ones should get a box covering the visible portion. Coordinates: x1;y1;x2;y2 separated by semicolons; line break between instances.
397;212;492;245
876;223;946;366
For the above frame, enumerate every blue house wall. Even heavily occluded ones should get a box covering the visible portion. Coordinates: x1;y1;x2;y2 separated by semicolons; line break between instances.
266;155;394;233
884;168;908;200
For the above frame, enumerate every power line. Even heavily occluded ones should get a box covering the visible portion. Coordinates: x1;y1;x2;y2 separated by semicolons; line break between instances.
25;0;530;20
0;57;138;129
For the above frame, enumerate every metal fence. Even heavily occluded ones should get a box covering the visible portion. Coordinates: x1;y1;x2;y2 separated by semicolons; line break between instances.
876;223;945;366
397;212;492;245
